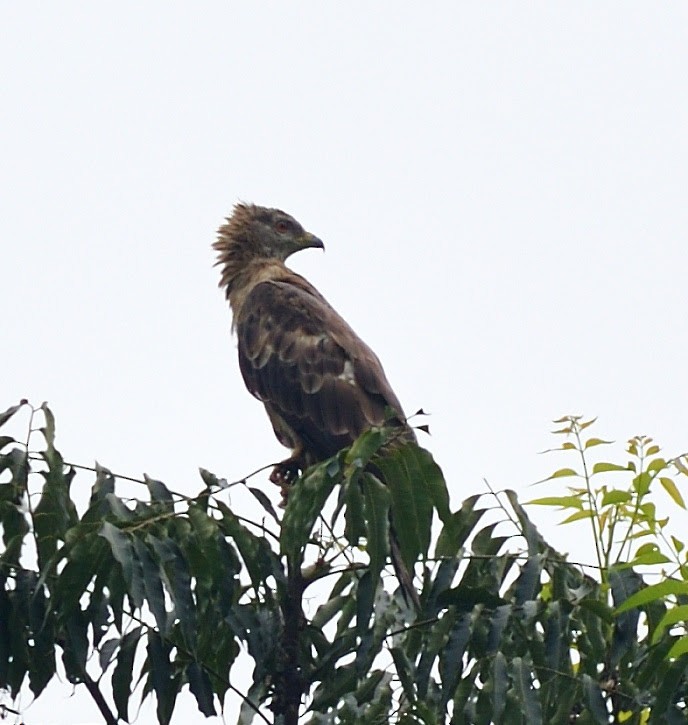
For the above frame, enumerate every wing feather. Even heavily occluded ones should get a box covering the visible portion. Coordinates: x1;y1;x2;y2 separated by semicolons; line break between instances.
236;277;411;461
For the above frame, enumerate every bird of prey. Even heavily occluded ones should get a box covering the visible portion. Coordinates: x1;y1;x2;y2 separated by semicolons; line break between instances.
214;203;417;488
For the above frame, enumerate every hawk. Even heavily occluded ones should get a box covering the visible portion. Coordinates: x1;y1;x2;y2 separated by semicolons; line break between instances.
214;203;417;488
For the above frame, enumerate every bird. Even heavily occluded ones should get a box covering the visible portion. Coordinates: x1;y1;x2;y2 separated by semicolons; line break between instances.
214;202;416;482
214;203;419;605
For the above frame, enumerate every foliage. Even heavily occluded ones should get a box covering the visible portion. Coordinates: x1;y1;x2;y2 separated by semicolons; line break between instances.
0;402;687;724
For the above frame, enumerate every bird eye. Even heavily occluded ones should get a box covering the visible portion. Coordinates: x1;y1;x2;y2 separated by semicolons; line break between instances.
275;220;291;234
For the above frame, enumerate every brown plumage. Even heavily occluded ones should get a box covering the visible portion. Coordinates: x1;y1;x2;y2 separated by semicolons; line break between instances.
214;203;416;484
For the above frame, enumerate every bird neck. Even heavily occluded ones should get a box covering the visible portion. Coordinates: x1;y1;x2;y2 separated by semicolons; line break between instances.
224;258;291;324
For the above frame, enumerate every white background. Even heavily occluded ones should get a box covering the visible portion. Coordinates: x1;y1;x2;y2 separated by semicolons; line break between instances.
2;3;687;723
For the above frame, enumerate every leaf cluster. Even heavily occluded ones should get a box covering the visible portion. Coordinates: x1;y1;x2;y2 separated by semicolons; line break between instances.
0;403;686;724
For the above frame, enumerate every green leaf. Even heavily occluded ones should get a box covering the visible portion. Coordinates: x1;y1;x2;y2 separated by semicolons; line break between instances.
615;580;688;614
544;467;579;480
647;457;667;472
630;472;653;497
345;428;387;469
628;551;671;567
132;538;168;635
40;402;56;446
601;490;633;506
390;647;416;701
362;473;390;583
374;443;438;570
438;612;471;708
585;437;613;449
280;458;340;564
434;494;484;558
491;651;508;721
560;510;594;524
528;495;584;508
659;477;686;509
99;522;144;608
146;630;177;725
218;500;283;590
651;604;688;645
667;637;688;659
33;450;78;569
592;462;629;474
0;401;26;428
146;476;174;507
186;661;216;717
582;673;609;724
149;536;197;653
511;657;542;724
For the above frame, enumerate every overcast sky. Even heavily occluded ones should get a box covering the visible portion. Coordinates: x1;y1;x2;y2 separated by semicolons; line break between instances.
2;3;687;723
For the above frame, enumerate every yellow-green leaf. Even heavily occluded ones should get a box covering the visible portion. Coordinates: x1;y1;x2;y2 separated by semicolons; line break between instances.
560;510;594;524
647;457;667;472
547;468;579;480
592;462;628;474
660;477;686;509
601;490;632;506
645;445;660;456
671;535;684;554
651;604;688;645
615;580;688;613
584;438;613;449
528;495;583;509
667;637;688;659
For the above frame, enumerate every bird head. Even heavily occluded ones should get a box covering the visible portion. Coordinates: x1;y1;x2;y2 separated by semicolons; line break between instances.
215;203;324;264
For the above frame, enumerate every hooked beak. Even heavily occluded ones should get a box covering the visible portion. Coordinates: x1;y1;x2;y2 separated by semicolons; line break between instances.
300;232;325;251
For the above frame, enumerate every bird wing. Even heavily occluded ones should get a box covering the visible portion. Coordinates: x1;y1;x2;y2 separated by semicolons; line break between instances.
236;277;409;461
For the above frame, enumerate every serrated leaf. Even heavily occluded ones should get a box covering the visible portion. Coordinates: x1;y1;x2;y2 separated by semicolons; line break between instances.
659;477;686;509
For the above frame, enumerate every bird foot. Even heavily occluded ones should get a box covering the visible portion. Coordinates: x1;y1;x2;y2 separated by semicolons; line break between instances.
270;460;302;508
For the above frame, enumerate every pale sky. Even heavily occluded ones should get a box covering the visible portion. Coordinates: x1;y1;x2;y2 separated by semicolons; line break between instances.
2;3;687;723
